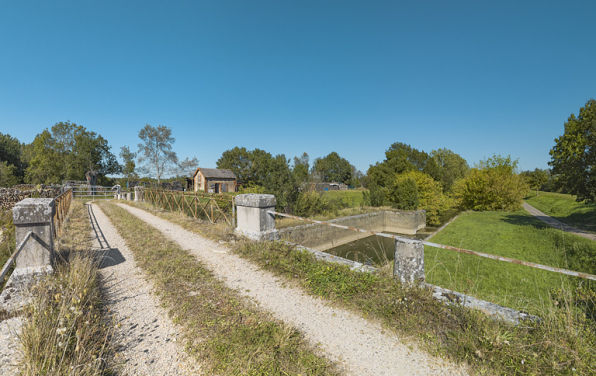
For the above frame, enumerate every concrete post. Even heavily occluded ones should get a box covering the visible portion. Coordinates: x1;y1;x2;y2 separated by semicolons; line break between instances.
393;240;425;285
126;192;132;201
134;187;141;202
234;194;278;241
12;198;55;268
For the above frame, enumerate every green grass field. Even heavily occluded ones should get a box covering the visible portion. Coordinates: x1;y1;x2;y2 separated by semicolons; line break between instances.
525;191;596;233
322;189;365;207
425;210;596;314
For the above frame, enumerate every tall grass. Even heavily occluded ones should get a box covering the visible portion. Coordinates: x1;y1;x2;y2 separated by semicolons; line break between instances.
18;201;113;376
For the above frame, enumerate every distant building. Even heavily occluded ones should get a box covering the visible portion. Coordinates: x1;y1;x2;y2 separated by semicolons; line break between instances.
193;168;237;193
312;182;348;192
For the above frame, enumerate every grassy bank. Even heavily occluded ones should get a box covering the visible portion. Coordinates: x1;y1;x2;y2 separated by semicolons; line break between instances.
123;200;596;375
99;201;339;375
322;189;365;207
525;192;596;233
425;210;596;314
19;200;113;376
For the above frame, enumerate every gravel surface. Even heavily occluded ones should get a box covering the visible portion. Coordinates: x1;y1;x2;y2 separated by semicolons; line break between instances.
89;203;202;375
523;202;596;241
118;203;469;376
0;317;22;376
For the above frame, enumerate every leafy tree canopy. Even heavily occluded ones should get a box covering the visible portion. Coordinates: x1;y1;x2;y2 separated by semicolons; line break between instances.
549;99;596;202
311;152;354;185
26;121;119;184
0;133;23;174
520;168;550;196
367;142;439;187
120;145;137;180
430;148;469;191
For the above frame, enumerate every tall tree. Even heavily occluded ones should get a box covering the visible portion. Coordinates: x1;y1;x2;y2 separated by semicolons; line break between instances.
311;152;354;185
216;146;252;184
293;152;310;184
430;148;469;192
26;122;119;184
549;99;596;202
367;142;438;186
137;124;198;184
120;146;137;180
521;168;550;196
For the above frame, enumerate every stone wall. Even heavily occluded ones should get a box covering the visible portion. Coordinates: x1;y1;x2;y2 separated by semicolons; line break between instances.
278;210;425;251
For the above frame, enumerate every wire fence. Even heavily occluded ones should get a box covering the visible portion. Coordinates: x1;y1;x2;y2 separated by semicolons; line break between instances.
143;189;236;226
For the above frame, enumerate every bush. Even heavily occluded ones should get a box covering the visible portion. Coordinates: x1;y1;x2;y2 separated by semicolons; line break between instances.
293;190;349;217
453;154;528;211
388;171;451;226
386;176;418;210
362;180;386;207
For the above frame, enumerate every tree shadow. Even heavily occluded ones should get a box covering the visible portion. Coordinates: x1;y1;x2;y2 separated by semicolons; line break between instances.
499;213;551;230
550;212;596;233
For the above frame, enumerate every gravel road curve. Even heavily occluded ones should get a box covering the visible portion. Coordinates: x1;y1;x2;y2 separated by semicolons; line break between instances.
117;203;469;376
89;203;202;375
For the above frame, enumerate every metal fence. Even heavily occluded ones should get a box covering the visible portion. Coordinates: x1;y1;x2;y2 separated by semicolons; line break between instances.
269;210;596;282
70;184;116;200
143;189;236;226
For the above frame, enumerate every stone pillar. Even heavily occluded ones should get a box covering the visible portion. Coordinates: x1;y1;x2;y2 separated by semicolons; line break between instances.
12;198;55;268
394;240;425;285
234;194;278;241
134;187;142;202
126;192;132;201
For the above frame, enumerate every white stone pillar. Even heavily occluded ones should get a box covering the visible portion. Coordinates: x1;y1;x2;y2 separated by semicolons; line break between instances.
234;194;278;241
394;240;425;285
12;198;55;268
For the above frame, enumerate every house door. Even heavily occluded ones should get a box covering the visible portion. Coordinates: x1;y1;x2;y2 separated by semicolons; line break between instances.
215;183;220;193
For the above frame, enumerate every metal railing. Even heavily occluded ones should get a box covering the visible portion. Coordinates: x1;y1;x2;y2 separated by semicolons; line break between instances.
269;211;596;282
0;231;33;286
70;184;116;200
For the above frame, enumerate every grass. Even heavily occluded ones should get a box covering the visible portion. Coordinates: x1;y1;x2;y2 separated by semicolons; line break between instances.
322;189;365;207
525;191;596;233
0;210;15;287
98;201;339;375
123;200;596;375
425;210;596;314
19;200;113;376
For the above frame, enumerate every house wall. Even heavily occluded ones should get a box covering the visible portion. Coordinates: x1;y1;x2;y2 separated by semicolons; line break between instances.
205;178;236;193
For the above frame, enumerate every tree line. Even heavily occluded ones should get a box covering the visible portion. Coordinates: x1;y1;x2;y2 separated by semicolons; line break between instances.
2;98;593;218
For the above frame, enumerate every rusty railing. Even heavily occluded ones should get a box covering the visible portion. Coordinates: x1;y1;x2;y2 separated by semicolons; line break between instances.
0;231;33;287
53;188;73;237
269;210;596;282
143;189;236;226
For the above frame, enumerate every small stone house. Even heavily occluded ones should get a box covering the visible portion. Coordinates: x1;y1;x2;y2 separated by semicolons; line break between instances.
193;168;237;193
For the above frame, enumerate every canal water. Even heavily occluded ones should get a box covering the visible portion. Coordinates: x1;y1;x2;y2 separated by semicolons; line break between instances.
324;229;434;265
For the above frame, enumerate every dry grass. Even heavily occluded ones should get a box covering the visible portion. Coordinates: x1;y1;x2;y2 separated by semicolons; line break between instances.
18;200;113;376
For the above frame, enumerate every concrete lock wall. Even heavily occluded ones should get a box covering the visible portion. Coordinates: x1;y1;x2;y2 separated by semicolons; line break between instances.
278;210;425;251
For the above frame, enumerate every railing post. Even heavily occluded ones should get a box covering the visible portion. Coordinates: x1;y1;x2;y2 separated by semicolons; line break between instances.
234;194;278;241
393;240;425;285
12;198;56;268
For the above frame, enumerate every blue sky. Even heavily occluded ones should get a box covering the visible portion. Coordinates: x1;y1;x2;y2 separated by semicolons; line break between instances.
1;1;594;175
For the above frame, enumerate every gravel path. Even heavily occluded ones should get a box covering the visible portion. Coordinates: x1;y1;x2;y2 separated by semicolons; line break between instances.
117;203;469;376
523;202;596;241
0;317;22;376
88;203;201;375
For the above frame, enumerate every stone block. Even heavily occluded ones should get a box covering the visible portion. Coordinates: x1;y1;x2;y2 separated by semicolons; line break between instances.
12;199;55;268
235;194;278;241
394;240;425;285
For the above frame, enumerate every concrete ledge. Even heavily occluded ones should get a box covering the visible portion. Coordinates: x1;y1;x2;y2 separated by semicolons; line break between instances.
429;284;539;326
236;194;276;208
282;241;378;273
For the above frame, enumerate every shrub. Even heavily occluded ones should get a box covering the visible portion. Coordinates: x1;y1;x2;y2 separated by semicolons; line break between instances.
453;154;528;211
362;180;386;207
386;176;418;210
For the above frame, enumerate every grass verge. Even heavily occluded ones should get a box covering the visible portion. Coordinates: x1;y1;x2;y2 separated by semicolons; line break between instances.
19;200;113;376
98;201;339;375
425;210;596;314
525;192;596;233
121;200;596;375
